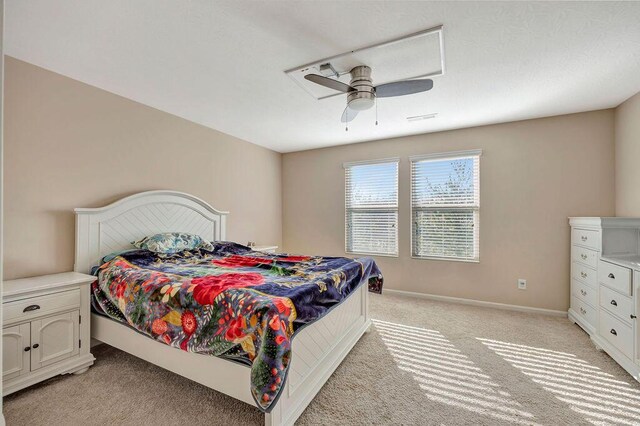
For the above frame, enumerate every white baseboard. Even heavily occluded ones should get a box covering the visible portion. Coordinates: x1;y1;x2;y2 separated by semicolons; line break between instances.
382;288;567;317
90;338;105;348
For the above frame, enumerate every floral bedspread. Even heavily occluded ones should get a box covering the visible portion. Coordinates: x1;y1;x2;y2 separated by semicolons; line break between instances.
91;242;382;411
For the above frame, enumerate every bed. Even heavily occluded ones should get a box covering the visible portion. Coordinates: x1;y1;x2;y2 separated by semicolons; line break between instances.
74;190;380;426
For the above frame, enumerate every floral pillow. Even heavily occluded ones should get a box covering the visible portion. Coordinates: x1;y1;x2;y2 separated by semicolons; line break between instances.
132;232;214;254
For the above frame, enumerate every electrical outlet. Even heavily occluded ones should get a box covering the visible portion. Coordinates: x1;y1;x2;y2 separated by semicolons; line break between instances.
518;279;527;290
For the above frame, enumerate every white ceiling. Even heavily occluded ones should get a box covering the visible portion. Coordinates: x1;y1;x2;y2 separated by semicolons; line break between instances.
6;1;640;153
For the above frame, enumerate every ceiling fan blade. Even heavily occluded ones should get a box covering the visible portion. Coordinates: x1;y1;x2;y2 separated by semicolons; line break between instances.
341;106;359;123
304;74;354;93
375;79;434;98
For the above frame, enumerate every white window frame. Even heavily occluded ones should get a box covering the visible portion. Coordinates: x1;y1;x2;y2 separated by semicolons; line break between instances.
344;157;399;257
410;149;481;262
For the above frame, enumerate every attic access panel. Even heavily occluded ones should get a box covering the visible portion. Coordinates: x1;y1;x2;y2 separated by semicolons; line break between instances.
286;26;444;100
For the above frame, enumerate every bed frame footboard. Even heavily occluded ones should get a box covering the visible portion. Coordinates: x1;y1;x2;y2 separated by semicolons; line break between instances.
91;284;370;426
266;283;370;425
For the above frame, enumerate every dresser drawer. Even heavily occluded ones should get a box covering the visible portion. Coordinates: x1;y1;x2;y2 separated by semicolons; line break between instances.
571;295;597;328
572;262;597;288
571;228;599;251
598;260;632;296
573;279;597;307
600;285;634;325
599;309;634;359
3;289;80;325
571;245;598;269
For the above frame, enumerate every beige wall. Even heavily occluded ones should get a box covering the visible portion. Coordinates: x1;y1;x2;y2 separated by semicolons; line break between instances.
283;111;615;311
3;57;282;280
3;55;623;311
615;91;640;216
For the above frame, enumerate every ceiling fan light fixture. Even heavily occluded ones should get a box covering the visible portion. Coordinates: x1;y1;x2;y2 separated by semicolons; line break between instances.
305;63;435;123
348;97;375;111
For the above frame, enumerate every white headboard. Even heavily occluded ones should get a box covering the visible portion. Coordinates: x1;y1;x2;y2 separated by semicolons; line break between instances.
74;190;228;273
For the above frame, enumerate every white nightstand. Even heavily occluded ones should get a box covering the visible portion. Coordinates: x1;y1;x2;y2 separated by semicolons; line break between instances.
252;245;279;254
2;272;96;395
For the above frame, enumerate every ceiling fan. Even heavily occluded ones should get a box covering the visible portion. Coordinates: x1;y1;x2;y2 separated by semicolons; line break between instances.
304;65;434;123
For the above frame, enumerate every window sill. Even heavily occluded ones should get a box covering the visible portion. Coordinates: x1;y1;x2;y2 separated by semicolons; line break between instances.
346;251;399;258
411;255;479;263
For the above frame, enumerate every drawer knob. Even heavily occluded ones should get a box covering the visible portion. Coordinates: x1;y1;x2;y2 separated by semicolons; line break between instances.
23;346;30;352
581;254;588;260
32;343;39;349
23;304;41;313
608;273;615;279
580;307;586;314
581;272;587;278
610;329;617;336
580;289;586;296
581;236;588;242
611;300;618;306
631;314;637;320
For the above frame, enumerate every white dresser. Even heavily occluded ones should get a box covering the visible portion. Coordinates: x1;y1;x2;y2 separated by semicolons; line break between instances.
569;217;639;381
2;272;96;395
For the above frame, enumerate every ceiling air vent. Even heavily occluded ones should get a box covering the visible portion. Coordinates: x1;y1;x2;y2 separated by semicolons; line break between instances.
407;113;438;122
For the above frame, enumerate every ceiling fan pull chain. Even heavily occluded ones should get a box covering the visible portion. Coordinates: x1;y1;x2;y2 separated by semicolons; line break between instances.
345;107;349;131
375;100;379;126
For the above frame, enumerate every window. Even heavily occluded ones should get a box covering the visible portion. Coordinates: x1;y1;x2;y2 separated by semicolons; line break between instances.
411;150;481;261
345;159;399;256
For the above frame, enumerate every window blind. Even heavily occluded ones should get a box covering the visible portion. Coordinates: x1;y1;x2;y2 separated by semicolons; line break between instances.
411;151;480;261
345;160;399;256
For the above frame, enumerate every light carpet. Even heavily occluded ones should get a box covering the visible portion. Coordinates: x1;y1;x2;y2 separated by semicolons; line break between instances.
5;293;640;425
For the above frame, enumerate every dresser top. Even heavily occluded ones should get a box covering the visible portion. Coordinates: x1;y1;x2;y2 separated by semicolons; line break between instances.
601;254;640;271
570;216;640;228
3;272;96;299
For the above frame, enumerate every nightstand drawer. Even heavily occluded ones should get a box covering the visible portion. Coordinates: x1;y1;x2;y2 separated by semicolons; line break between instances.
598;260;632;296
3;289;80;325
